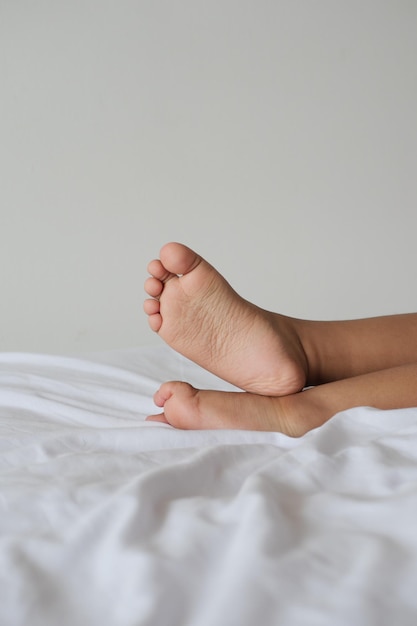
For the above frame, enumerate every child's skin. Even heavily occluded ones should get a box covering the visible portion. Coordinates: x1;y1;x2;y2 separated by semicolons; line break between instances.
144;242;417;436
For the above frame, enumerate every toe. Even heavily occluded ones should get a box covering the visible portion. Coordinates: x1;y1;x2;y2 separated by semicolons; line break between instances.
145;413;170;425
143;298;160;315
153;385;168;407
153;381;177;406
148;313;162;332
144;276;164;298
153;381;200;430
147;259;176;282
159;242;203;276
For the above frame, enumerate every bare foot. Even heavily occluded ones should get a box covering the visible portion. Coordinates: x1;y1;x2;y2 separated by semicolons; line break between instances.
146;381;323;437
144;242;308;396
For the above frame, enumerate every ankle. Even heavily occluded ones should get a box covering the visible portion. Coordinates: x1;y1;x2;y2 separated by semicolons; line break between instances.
275;392;312;437
279;315;311;386
291;318;323;386
279;386;332;436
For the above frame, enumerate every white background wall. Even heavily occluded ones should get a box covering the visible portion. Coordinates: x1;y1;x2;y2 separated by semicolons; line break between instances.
1;0;416;355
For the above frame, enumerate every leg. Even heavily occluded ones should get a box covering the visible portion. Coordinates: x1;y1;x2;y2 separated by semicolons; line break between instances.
144;243;417;392
296;314;417;384
147;362;417;436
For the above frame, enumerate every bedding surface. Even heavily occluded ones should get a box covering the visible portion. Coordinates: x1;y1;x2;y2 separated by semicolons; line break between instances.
1;345;417;625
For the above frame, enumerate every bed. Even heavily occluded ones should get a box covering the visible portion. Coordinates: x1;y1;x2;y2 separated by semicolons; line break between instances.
1;344;417;625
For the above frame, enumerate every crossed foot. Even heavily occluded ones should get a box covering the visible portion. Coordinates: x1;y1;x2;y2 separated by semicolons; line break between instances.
144;243;310;435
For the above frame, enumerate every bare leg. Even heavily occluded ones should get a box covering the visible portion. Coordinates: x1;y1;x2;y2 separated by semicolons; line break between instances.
296;314;417;384
145;244;417;394
147;362;417;436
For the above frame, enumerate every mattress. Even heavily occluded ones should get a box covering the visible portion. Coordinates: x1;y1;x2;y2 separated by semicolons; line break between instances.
1;345;417;625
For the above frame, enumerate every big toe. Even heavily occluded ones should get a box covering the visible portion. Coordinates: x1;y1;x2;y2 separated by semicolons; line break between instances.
159;242;203;276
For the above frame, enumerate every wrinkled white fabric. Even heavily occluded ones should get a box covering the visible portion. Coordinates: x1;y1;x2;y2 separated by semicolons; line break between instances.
1;346;417;626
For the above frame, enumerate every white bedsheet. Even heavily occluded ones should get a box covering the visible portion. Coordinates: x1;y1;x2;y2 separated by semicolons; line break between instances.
1;345;417;625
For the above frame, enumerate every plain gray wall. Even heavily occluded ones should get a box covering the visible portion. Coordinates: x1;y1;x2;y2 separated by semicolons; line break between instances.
1;0;417;354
